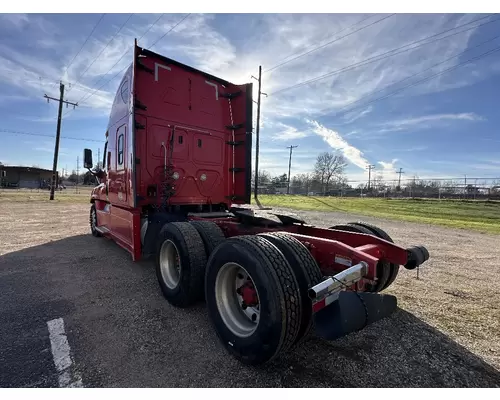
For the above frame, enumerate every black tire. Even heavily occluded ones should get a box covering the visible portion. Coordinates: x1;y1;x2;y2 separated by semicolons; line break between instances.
155;222;207;308
350;222;399;291
346;223;391;292
205;235;302;365
328;223;366;233
89;204;102;237
190;220;226;257
328;223;390;293
257;232;323;345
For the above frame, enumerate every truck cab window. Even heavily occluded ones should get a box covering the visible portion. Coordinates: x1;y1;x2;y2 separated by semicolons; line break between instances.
118;134;124;165
120;79;129;103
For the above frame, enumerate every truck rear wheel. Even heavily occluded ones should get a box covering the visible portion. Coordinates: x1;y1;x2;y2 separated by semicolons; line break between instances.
190;220;226;257
90;204;102;237
155;222;207;307
205;235;302;365
257;232;323;345
349;222;399;291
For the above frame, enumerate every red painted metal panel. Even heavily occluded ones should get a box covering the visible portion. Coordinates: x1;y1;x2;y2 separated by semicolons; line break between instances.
102;204;142;261
132;43;253;209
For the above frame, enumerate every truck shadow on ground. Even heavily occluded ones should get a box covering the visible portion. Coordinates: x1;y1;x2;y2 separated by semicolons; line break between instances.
1;234;499;388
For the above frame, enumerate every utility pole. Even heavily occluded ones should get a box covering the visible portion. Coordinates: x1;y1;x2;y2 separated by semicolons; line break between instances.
366;164;375;191
76;155;80;194
396;167;404;190
45;82;78;200
286;145;298;194
97;147;101;168
464;174;467;198
251;66;267;201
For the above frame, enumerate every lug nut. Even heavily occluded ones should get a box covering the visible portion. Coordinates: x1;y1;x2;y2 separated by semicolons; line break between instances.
241;302;247;310
237;273;244;279
251;313;257;322
236;288;241;295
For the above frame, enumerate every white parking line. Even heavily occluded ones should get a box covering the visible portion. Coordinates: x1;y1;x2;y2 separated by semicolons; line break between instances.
47;318;84;388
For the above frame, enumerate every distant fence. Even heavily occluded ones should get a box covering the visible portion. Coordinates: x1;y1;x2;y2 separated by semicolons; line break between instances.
255;177;500;201
0;185;95;195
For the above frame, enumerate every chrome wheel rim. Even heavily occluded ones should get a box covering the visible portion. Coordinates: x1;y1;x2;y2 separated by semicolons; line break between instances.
215;262;260;338
159;240;181;289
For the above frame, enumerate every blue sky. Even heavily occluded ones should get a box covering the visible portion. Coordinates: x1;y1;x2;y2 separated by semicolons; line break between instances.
0;12;499;183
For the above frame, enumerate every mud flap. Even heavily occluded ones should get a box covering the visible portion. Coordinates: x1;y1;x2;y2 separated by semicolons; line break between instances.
313;291;398;341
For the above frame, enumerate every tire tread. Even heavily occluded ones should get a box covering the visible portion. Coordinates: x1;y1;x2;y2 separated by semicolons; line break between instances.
190;220;226;256
258;232;322;344
231;235;302;357
156;222;207;307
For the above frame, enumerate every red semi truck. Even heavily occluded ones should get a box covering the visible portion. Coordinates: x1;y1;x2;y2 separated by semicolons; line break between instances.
84;40;429;365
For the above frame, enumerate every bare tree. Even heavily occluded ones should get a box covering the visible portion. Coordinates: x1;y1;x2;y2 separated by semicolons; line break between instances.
251;169;272;187
293;172;314;194
314;152;347;194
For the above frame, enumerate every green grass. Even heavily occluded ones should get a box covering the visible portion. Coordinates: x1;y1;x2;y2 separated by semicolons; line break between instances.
3;188;499;234
255;195;500;234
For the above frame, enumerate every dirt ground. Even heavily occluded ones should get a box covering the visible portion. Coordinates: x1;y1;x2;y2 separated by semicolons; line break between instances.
1;200;499;387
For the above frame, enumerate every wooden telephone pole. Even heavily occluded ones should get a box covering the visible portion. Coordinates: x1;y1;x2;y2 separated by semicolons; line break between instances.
287;145;298;194
366;164;376;191
45;82;78;200
396;167;404;190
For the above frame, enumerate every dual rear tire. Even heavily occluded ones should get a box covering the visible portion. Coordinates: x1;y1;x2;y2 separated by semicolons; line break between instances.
154;222;323;365
328;222;398;292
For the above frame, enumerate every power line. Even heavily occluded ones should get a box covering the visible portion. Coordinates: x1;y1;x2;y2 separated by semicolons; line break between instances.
66;13;167;116
52;14;107;90
0;129;104;143
269;13;497;96
148;13;191;50
318;42;500;120
264;14;392;73
70;13;191;116
68;13;135;94
264;14;375;74
316;30;500;118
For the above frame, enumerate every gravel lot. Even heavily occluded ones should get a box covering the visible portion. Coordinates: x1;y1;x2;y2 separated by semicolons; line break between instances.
1;201;499;388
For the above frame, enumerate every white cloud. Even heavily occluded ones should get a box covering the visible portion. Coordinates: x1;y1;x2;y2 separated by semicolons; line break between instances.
377;159;401;181
307;119;370;169
340;106;374;125
152;14;237;74
272;123;310;140
259;13;499;123
379;112;485;132
0;14;30;29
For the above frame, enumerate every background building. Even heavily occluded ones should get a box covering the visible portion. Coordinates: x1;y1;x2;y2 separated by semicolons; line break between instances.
0;165;58;189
